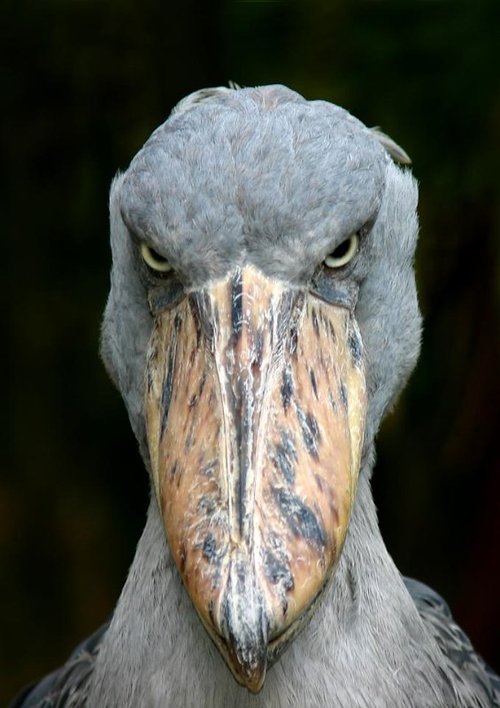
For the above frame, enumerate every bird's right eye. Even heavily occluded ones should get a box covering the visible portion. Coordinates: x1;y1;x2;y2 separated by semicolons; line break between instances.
140;243;172;273
324;234;359;269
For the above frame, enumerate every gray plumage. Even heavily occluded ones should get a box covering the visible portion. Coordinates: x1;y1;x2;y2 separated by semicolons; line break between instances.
12;85;499;707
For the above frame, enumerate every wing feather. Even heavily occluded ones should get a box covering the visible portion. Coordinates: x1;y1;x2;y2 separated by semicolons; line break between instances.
405;577;500;706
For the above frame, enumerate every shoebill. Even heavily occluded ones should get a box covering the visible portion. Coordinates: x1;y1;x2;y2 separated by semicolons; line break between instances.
11;85;499;707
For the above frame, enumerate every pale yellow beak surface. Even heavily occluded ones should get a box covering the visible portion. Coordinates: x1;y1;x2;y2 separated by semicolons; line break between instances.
145;266;366;692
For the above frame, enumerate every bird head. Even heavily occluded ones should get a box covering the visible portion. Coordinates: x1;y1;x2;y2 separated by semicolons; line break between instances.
101;85;421;692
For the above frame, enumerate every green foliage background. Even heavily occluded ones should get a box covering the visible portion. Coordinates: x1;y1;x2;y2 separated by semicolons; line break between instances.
1;0;499;701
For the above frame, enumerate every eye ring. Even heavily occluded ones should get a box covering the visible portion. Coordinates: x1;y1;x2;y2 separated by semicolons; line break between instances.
324;234;359;269
140;242;172;273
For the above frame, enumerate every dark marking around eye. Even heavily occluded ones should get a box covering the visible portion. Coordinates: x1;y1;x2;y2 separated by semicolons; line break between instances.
274;488;326;551
148;281;185;315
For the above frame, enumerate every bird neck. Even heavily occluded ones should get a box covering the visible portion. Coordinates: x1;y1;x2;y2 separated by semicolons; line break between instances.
88;466;455;707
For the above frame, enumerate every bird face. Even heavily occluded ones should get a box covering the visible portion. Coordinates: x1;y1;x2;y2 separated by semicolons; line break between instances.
103;85;419;692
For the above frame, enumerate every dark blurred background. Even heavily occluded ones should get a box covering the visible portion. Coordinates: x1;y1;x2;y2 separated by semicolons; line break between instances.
1;0;499;702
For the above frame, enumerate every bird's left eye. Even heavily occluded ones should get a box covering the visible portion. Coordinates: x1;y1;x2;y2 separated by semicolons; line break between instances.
324;234;359;269
140;243;172;273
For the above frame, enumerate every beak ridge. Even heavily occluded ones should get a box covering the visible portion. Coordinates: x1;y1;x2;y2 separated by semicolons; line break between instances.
145;266;367;691
219;558;269;692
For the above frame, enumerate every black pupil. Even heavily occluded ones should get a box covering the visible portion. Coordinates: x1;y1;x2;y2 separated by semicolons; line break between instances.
150;248;166;263
330;236;352;260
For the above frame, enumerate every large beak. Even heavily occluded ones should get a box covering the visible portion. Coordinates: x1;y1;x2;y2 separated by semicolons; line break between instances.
145;266;366;692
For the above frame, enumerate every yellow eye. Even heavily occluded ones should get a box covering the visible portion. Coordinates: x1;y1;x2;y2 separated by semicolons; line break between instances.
140;243;172;273
324;234;359;268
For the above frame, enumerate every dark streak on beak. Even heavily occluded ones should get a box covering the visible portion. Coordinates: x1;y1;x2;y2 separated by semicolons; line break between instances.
145;266;366;692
